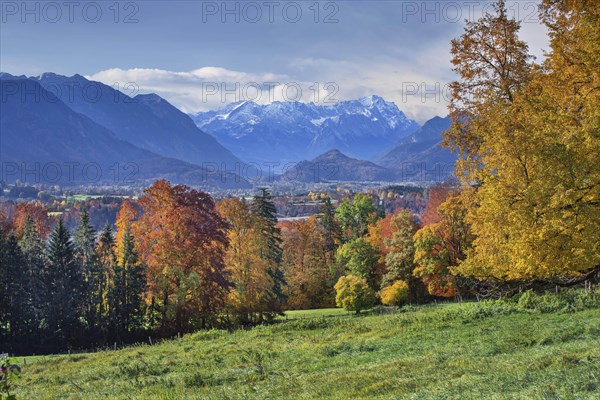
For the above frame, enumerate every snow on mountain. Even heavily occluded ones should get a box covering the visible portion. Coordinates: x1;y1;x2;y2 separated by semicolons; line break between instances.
191;96;420;164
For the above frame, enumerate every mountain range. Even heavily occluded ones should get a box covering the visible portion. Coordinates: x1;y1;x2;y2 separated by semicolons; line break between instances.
277;116;455;183
191;96;420;164
0;73;249;188
0;71;456;187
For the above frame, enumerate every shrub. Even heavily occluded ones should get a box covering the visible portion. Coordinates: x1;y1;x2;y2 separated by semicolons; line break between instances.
517;288;600;313
1;356;21;400
380;280;409;306
334;275;376;314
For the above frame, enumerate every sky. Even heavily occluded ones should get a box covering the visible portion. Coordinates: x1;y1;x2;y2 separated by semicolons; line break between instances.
0;0;550;123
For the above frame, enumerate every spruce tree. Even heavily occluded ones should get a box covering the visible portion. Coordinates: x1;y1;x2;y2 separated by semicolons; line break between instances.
73;209;101;333
0;228;25;343
252;188;286;314
18;216;46;338
97;223;117;335
317;196;341;254
73;209;96;262
46;219;83;345
115;225;146;337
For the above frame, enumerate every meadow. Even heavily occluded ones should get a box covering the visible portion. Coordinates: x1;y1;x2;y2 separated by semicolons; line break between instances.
13;290;600;400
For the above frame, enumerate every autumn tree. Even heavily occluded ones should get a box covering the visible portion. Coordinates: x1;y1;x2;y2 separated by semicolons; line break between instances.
383;210;421;300
280;217;333;309
335;237;382;291
365;213;394;267
12;202;52;239
114;199;139;261
413;187;473;297
446;0;599;281
217;197;273;323
380;280;409;306
421;184;454;226
335;193;380;241
133;180;231;334
334;275;375;314
444;0;533;182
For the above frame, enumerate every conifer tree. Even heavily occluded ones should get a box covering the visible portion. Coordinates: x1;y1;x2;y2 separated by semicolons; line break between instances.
317;196;341;254
97;223;117;334
46;219;83;344
252;188;286;314
73;209;102;332
115;225;146;336
18;216;46;337
0;228;25;341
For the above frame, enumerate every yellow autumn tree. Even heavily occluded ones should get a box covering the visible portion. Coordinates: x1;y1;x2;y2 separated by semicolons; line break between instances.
445;0;600;281
380;280;409;306
334;275;375;314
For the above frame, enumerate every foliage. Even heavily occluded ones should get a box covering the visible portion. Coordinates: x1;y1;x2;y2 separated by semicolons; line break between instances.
335;193;380;241
133;180;231;333
0;356;21;400
334;275;376;313
444;0;600;281
383;210;418;294
280;217;334;309
380;280;409;306
335;238;382;291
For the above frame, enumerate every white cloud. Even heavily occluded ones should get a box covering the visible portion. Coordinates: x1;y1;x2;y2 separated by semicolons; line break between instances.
87;64;453;124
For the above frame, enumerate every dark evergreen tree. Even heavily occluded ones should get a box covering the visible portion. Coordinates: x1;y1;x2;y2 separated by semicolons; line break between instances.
45;219;84;345
317;196;341;253
252;188;286;315
97;223;117;336
0;228;25;343
114;225;146;338
18;216;47;339
73;209;96;262
73;209;102;334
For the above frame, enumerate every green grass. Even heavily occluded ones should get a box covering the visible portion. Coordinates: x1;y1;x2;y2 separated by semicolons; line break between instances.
282;307;353;319
14;296;600;399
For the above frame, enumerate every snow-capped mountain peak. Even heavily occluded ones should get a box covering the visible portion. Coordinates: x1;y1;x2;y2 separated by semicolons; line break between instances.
191;97;420;164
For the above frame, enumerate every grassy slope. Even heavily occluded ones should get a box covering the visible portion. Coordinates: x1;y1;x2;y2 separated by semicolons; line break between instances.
16;302;600;400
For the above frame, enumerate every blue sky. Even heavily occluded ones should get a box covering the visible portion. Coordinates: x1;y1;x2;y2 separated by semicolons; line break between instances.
0;1;549;122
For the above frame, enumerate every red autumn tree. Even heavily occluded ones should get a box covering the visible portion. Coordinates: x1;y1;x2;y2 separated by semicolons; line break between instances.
132;180;230;334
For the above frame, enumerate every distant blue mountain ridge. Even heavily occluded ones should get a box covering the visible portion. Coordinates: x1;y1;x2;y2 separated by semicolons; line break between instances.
0;72;455;185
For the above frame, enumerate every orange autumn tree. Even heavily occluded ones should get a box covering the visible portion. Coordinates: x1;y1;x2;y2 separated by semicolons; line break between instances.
280;217;333;309
132;180;230;334
12;202;52;239
365;212;394;269
114;199;139;262
421;184;454;226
